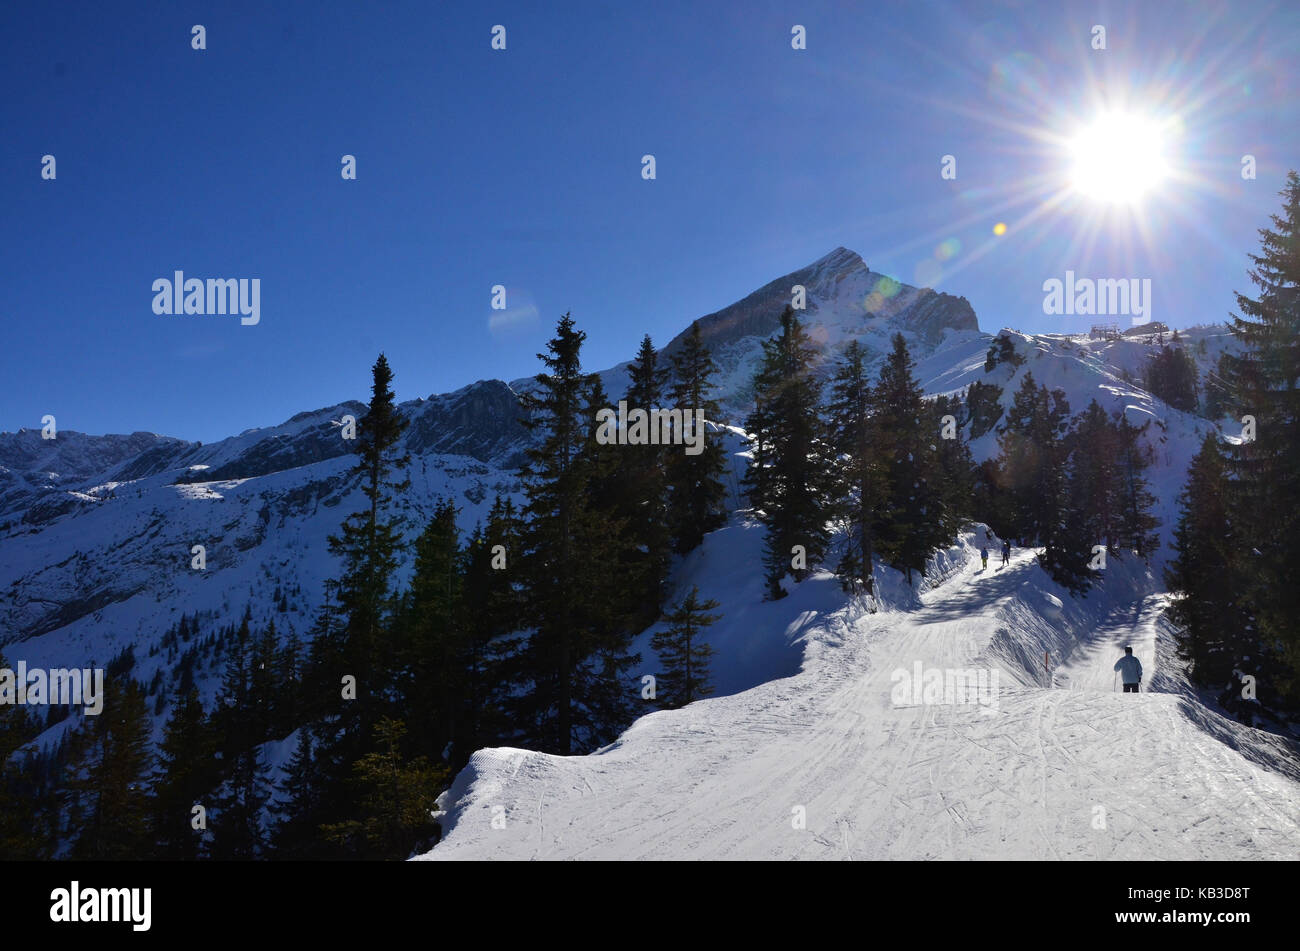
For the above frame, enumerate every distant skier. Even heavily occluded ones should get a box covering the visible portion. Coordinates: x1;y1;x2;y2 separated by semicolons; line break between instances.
980;546;988;570
1001;539;1011;566
1114;646;1143;693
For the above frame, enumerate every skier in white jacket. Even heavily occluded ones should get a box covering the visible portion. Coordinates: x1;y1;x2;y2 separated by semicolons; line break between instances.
1114;646;1143;693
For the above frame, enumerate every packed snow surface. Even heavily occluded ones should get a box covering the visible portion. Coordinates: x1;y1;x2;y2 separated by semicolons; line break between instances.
422;531;1300;860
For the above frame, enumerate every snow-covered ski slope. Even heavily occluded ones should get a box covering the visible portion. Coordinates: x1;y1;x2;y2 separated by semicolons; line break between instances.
422;529;1300;861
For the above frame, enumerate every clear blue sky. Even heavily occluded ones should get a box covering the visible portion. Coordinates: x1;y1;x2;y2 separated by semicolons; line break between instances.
2;0;1296;442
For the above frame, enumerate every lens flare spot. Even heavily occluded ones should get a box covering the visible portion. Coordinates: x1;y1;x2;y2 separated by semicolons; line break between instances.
914;259;942;287
993;222;1007;236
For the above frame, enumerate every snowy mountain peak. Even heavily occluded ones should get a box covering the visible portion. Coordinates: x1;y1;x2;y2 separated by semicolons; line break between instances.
659;247;980;415
806;244;865;275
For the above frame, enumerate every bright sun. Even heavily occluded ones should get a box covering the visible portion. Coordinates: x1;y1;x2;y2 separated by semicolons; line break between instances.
1068;112;1170;205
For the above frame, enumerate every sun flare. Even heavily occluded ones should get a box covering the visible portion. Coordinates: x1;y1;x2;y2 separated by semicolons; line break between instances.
1068;111;1170;205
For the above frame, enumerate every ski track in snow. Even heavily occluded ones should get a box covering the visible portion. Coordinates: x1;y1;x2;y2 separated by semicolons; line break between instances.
422;545;1300;861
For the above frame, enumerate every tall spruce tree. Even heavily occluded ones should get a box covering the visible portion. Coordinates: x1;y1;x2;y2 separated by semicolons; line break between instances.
1046;413;1097;593
517;314;611;753
826;340;884;592
1168;435;1248;692
1068;400;1122;554
618;335;673;616
1114;413;1161;558
306;353;413;848
399;497;466;764
152;688;217;860
573;375;644;747
210;616;271;860
872;333;944;584
666;321;729;553
995;373;1072;546
744;306;832;598
324;353;411;736
929;392;976;548
63;678;154;859
1220;170;1300;700
460;496;524;753
995;373;1080;585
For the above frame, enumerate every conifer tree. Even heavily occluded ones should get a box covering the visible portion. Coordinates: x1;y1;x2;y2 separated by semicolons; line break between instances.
300;593;344;726
619;334;673;614
152;688;217;860
666;321;729;553
744;306;832;598
248;619;279;744
1114;414;1161;557
1202;351;1235;419
273;627;304;738
872;333;944;583
929;392;976;547
517;314;606;753
210;746;270;860
582;375;647;622
985;333;1024;373
269;727;330;859
996;373;1080;584
0;650;48;859
826;340;884;592
324;353;411;736
1145;331;1200;412
1043;432;1096;592
1168;435;1247;689
460;496;524;753
651;587;721;708
1219;170;1300;698
572;375;644;747
400;497;467;763
210;617;271;860
966;380;1004;438
996;372;1072;548
321;717;447;860
972;457;1016;542
1068;399;1122;553
64;678;154;859
302;354;413;848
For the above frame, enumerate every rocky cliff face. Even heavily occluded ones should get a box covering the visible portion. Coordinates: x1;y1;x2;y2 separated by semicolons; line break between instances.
404;380;530;468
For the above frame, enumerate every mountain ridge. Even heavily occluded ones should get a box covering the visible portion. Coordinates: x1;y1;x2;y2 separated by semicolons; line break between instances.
0;251;1234;738
0;247;977;527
